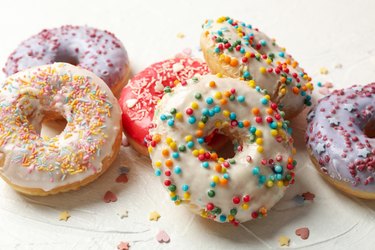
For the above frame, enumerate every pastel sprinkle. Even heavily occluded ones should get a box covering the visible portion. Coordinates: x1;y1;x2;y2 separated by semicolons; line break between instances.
278;236;290;247
149;211;161;221
59;211;70;221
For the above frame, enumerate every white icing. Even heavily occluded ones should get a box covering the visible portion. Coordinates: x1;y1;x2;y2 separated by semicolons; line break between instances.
201;18;313;117
149;74;295;223
0;63;121;192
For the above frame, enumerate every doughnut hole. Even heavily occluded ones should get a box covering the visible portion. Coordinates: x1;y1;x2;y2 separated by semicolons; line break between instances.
40;112;67;138
54;49;79;66
205;128;239;160
363;119;375;138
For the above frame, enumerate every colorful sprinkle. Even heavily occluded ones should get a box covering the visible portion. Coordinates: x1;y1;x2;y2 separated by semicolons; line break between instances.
59;211;70;221
149;211;161;221
117;242;130;250
278;236;290;247
103;191;118;203
295;227;310;240
156;230;170;243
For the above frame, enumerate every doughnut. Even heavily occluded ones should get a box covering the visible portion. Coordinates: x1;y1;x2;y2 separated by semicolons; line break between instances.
306;83;375;199
0;63;122;196
148;74;296;224
119;58;210;155
3;25;130;96
200;16;314;119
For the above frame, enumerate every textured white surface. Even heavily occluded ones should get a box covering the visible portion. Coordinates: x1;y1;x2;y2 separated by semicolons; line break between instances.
0;0;374;249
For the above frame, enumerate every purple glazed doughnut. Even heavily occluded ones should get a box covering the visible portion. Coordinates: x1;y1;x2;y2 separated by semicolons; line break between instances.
306;83;375;199
3;25;130;96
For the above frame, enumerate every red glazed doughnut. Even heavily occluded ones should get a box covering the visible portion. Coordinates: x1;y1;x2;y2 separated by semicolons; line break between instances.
119;58;210;155
3;25;130;96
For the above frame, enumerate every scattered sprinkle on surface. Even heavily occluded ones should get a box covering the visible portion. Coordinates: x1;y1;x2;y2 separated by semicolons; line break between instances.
149;211;161;221
119;166;130;174
117;241;130;250
334;63;343;69
156;230;170;243
59;211;71;221
320;67;329;75
183;48;192;56
117;209;129;219
176;32;185;39
293;195;305;205
103;191;118;203
295;227;310;240
116;174;129;183
278;236;290;247
302;192;315;201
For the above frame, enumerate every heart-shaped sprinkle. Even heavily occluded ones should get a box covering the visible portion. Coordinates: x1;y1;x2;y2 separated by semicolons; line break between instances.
183;48;192;56
116;174;128;183
302;192;315;201
156;230;170;243
174;53;186;59
103;191;117;203
295;227;310;240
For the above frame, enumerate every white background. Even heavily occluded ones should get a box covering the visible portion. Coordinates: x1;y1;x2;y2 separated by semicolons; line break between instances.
0;0;374;249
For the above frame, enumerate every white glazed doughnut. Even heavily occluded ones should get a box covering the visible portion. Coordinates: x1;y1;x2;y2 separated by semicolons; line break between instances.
0;63;122;196
201;16;314;119
148;74;296;224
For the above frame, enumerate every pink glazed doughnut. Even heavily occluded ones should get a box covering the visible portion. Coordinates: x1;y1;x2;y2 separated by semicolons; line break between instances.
3;25;130;96
306;83;375;199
